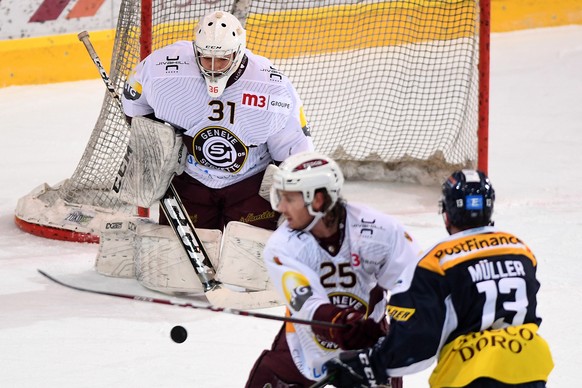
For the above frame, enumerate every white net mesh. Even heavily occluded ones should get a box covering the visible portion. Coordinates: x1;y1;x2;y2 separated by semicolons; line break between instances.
16;0;485;240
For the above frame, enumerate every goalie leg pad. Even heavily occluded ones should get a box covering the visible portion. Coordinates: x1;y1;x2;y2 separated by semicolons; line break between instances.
135;223;222;294
115;116;187;208
100;218;275;294
95;217;151;278
216;221;274;291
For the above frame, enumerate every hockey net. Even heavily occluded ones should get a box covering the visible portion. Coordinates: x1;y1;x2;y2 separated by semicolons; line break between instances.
15;0;489;242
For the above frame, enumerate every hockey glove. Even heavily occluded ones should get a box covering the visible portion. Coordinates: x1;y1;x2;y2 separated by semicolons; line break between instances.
259;164;279;201
324;349;388;388
313;305;388;350
332;309;389;350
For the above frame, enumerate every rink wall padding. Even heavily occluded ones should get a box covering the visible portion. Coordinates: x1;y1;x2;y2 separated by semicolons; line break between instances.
0;30;114;87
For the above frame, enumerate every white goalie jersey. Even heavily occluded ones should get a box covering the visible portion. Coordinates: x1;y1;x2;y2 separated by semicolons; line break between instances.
121;41;313;189
263;203;421;381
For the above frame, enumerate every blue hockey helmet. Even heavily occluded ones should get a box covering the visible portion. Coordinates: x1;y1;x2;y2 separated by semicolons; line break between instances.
440;169;495;230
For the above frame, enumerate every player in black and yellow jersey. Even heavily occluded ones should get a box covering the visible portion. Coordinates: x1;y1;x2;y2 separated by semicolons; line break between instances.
325;169;554;388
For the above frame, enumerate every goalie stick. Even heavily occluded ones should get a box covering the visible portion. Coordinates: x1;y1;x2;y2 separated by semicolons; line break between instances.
78;31;279;309
38;269;348;330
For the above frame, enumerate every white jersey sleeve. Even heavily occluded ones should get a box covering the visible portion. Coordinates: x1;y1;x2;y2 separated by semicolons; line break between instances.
122;59;154;118
265;81;314;162
263;203;421;381
375;212;425;290
264;231;331;320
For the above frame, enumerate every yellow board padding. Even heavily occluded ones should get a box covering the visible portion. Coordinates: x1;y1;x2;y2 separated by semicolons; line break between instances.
0;30;114;87
128;0;477;59
245;1;477;58
147;1;477;59
2;0;582;87
493;0;582;32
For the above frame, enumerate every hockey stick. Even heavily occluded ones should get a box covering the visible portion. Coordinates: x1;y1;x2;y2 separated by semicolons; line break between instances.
77;31;280;309
78;31;118;101
309;373;335;388
38;269;348;329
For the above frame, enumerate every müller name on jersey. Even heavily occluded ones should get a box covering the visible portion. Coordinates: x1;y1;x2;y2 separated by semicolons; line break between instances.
468;259;526;282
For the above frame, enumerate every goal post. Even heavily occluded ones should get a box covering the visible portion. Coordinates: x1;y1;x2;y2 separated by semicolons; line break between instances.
15;0;489;243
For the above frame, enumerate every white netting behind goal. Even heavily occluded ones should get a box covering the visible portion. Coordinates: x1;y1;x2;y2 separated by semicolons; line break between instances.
15;0;487;241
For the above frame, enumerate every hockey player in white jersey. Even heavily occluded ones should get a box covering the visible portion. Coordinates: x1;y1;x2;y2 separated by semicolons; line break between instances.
121;10;313;231
245;151;420;387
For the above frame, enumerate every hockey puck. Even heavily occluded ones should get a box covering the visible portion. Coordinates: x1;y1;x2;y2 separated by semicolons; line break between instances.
170;325;188;343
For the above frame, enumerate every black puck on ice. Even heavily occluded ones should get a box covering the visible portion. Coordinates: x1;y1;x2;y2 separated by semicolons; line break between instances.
170;325;188;343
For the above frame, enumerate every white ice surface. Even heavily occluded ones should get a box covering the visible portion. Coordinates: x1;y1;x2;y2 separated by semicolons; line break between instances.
1;26;581;387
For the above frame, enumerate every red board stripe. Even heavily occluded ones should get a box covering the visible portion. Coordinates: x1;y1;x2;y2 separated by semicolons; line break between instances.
67;0;106;19
29;0;72;22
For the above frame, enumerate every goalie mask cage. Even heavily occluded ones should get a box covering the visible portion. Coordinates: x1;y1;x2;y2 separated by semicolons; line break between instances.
15;0;490;243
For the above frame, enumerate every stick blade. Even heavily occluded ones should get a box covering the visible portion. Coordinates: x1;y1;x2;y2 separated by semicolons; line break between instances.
205;286;282;310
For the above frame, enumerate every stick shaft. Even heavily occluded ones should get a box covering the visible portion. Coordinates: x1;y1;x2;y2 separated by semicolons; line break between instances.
77;31;119;101
309;373;335;388
76;30;220;292
38;269;348;329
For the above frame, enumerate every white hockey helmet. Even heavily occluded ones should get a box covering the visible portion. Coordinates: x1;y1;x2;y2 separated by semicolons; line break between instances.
270;151;344;230
194;11;246;98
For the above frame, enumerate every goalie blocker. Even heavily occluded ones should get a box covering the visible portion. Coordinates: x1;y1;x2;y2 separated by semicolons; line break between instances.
115;116;187;208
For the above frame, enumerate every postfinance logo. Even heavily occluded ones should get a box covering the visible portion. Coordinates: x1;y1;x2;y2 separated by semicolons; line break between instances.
30;0;106;22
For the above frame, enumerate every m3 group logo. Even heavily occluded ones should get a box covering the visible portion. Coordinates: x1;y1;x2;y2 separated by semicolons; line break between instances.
29;0;106;22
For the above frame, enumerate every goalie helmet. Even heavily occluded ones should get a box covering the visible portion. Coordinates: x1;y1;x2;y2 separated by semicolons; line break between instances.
194;11;246;98
440;169;495;230
270;152;344;228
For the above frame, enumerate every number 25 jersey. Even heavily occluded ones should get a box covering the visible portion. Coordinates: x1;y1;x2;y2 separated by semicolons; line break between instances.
264;203;421;381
